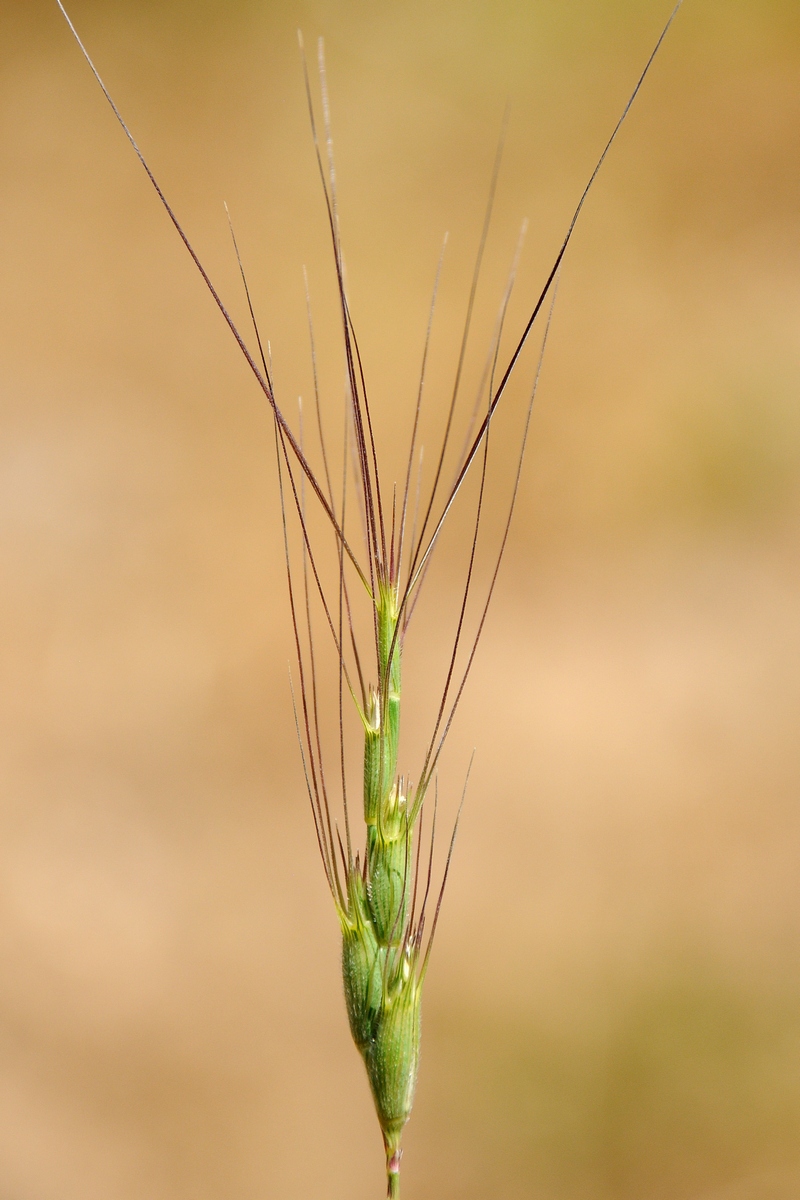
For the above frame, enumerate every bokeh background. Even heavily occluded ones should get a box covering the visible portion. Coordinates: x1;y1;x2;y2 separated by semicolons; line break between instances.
2;1;799;1197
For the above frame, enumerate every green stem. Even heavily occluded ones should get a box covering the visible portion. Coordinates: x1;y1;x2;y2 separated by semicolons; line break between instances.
386;1147;401;1199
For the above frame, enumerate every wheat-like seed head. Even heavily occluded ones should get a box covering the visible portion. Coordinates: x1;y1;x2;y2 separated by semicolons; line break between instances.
56;3;684;1195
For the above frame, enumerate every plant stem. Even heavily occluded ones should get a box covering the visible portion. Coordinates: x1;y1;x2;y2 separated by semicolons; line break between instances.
386;1148;401;1199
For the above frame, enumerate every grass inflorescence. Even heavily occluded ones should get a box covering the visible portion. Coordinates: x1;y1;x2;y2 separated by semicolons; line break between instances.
57;2;684;1194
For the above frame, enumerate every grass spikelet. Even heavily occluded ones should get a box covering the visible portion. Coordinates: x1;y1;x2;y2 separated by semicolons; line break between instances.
55;2;685;1194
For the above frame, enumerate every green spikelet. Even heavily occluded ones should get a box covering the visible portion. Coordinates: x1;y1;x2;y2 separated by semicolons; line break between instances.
364;953;422;1155
361;583;401;819
367;783;411;945
340;867;384;1054
363;687;382;826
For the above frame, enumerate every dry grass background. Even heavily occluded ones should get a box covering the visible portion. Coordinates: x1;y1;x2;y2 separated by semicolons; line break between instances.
1;1;799;1197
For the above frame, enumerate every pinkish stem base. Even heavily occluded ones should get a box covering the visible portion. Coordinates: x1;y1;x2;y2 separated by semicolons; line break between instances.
386;1148;402;1198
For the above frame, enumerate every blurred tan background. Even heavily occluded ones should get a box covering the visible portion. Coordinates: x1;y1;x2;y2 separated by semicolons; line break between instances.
2;1;800;1197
